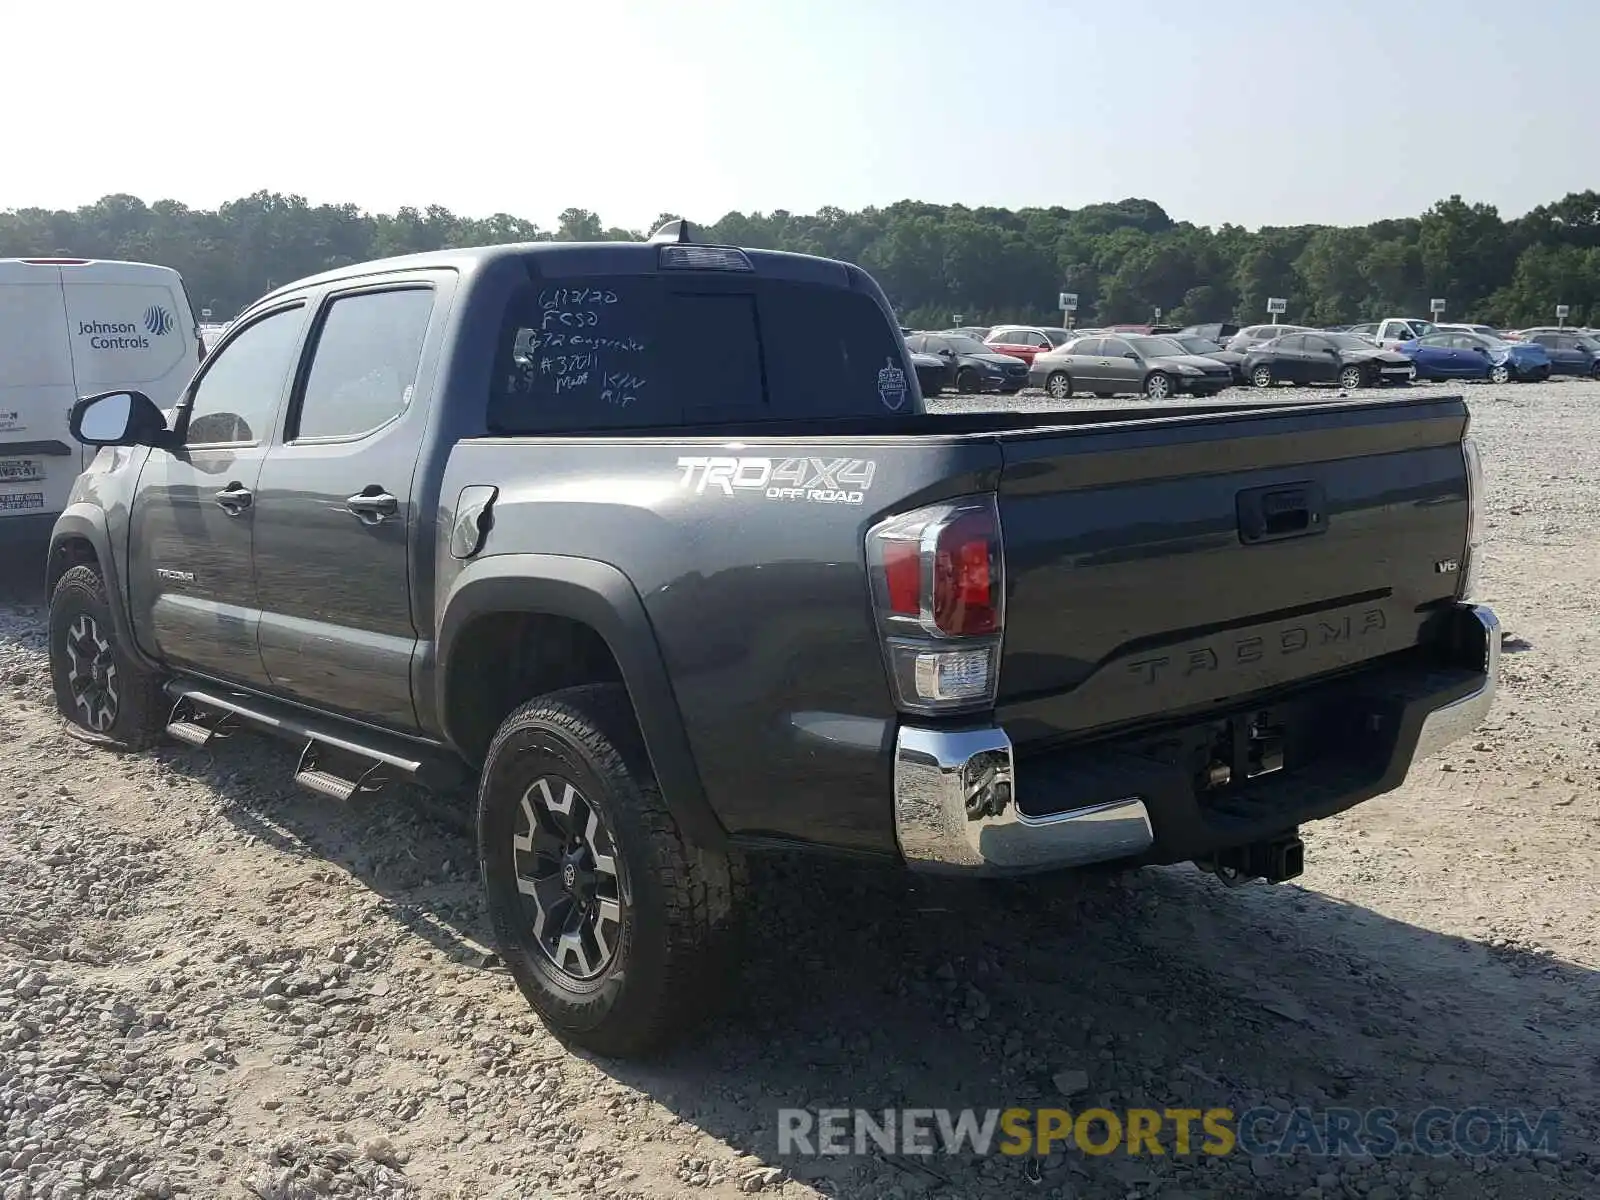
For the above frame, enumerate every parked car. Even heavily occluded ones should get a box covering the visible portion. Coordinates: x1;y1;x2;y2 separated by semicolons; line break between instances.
1226;324;1312;353
1244;331;1415;389
45;224;1498;1057
1029;334;1234;399
950;326;992;340
982;325;1076;366
1177;322;1240;344
1399;332;1550;383
1171;334;1247;383
1437;323;1503;339
1366;318;1439;349
1524;331;1600;377
906;332;1028;393
908;350;953;396
0;257;202;546
1099;323;1182;335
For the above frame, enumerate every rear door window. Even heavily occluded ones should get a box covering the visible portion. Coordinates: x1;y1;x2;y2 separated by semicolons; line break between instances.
293;289;435;441
490;275;908;431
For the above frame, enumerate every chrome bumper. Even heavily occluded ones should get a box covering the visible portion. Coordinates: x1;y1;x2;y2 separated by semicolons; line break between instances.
1408;603;1501;771
892;726;1153;874
892;603;1501;875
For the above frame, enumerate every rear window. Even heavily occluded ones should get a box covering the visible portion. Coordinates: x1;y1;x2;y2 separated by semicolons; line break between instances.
488;275;910;433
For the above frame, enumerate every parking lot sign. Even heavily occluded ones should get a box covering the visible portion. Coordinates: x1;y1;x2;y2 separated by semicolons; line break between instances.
1556;304;1570;327
1266;297;1287;323
1430;298;1446;315
1059;292;1078;312
200;308;212;319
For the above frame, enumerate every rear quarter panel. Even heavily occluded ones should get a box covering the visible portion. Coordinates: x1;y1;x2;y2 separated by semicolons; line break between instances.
436;436;999;854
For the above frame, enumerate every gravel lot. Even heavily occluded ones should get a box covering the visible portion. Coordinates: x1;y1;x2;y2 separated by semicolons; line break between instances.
2;377;1597;1200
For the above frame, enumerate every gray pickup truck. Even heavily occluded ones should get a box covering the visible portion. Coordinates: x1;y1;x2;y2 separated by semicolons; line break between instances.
46;222;1498;1056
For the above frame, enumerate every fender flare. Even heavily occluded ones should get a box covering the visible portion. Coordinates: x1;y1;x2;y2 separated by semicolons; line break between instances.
436;553;726;849
47;507;162;672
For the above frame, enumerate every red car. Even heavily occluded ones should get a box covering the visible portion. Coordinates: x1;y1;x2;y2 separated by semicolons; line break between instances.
982;325;1077;365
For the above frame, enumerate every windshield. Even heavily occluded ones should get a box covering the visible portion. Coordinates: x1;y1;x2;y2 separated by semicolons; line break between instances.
1472;335;1509;350
1129;336;1187;357
1177;336;1222;354
1411;321;1438;338
1044;329;1074;346
1576;335;1600;352
942;334;990;354
1325;334;1378;350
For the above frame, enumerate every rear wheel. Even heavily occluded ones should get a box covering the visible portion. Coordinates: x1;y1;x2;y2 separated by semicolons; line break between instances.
478;684;744;1057
1489;363;1512;384
1337;365;1365;390
1045;371;1073;400
956;367;980;394
1251;364;1274;388
48;565;166;750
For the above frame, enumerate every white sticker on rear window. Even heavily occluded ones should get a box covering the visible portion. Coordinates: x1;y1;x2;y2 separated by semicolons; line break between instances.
878;359;908;411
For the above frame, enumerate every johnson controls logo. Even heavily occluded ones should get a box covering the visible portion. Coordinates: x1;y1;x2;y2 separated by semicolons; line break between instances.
78;306;176;351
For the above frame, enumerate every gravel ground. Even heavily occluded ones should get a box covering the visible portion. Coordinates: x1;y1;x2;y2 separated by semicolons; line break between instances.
2;376;1597;1200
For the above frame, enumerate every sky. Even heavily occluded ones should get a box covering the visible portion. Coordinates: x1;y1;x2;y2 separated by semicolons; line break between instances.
6;0;1595;232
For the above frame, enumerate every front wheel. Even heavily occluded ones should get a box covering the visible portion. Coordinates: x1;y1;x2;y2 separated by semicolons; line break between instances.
49;564;167;750
1591;362;1600;380
478;684;744;1058
1337;365;1365;390
1045;371;1073;400
1489;363;1512;384
1144;371;1173;400
1251;365;1274;388
956;368;980;394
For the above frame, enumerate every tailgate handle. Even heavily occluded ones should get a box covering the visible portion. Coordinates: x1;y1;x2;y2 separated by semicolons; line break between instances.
1237;482;1327;545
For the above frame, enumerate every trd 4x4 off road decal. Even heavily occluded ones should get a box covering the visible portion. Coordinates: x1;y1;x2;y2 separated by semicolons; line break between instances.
676;456;877;505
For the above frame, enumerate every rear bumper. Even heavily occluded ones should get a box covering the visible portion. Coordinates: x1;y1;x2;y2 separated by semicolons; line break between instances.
893;602;1499;875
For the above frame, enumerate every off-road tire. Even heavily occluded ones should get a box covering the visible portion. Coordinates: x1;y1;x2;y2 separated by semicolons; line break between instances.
477;683;744;1058
48;564;166;750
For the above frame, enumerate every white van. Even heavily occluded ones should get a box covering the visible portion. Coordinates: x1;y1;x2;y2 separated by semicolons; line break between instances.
0;257;202;544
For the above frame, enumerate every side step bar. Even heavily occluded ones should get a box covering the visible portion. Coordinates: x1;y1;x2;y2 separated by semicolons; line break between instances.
163;680;469;797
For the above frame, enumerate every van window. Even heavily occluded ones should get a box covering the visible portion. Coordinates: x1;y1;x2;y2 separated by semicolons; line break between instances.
185;306;305;446
488;275;908;433
294;289;434;440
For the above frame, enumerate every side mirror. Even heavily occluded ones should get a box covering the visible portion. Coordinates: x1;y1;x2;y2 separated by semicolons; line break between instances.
69;390;176;450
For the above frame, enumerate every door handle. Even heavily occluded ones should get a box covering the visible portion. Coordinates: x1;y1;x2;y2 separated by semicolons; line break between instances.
214;484;253;514
346;488;399;525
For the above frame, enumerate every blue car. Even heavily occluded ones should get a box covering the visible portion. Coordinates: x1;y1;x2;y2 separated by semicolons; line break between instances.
1525;331;1600;378
1399;332;1551;383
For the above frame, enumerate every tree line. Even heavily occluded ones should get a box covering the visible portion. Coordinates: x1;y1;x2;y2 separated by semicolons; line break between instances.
3;189;1596;329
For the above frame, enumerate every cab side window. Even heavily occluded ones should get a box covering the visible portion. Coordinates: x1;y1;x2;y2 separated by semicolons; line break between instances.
293;289;435;441
184;305;306;447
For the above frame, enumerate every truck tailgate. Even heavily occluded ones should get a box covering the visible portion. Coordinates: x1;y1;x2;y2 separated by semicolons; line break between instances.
994;396;1472;746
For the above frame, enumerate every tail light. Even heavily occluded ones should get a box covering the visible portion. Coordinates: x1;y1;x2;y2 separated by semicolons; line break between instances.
866;495;1004;714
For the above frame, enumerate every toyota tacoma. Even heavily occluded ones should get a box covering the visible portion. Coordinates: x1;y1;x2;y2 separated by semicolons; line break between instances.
45;222;1498;1056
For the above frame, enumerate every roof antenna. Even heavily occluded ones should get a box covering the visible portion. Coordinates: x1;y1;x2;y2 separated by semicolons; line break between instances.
648;219;696;245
